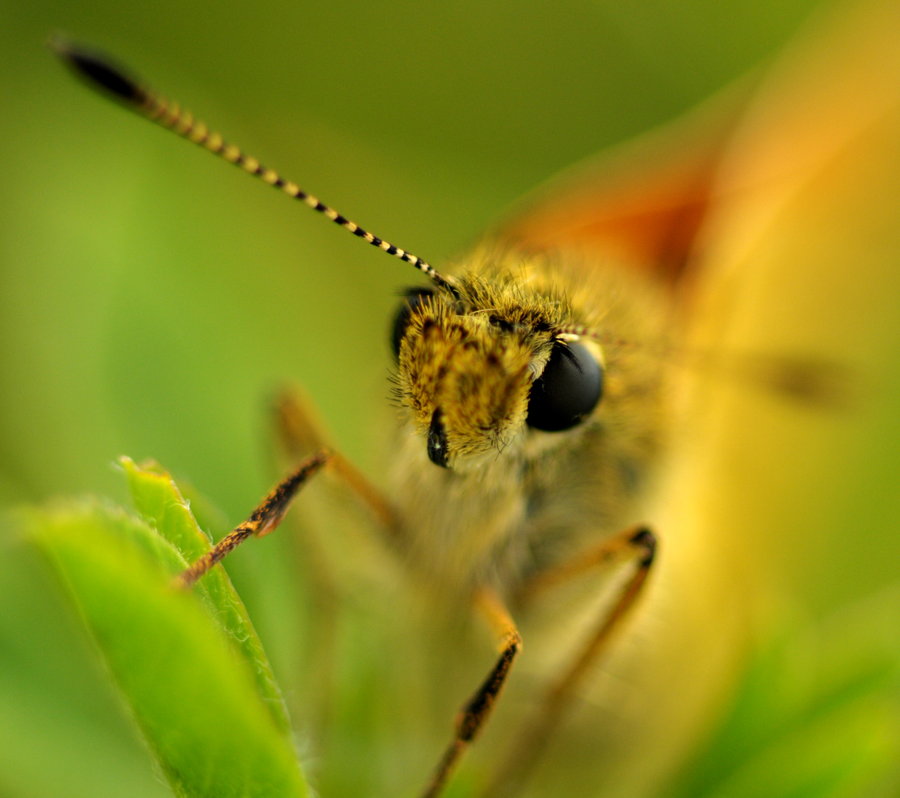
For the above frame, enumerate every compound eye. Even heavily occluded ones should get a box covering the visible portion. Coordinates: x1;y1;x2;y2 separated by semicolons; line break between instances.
526;341;603;432
390;288;434;359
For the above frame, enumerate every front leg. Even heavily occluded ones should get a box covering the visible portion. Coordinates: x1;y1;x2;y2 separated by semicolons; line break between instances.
421;587;523;798
485;525;658;797
175;451;331;587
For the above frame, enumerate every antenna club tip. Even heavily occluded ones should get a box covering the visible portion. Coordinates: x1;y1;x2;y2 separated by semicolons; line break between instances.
48;33;147;106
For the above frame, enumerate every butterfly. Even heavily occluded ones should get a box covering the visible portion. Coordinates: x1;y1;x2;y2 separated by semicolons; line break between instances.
43;3;898;795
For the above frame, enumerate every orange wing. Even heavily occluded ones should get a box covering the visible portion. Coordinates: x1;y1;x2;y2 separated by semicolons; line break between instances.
495;84;749;296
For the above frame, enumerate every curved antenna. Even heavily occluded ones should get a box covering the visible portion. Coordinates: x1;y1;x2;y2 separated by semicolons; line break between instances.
49;34;457;294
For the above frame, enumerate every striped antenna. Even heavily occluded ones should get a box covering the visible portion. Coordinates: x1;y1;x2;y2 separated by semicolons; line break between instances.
49;35;457;294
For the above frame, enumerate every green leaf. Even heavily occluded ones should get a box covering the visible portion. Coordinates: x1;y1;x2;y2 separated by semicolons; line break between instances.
24;486;308;798
120;456;291;733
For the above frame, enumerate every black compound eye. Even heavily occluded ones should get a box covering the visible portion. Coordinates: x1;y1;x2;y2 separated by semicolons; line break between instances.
390;287;434;358
526;341;603;432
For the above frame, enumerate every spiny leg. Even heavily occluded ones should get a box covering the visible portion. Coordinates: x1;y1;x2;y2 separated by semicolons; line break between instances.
175;451;331;588
485;526;657;798
420;588;523;798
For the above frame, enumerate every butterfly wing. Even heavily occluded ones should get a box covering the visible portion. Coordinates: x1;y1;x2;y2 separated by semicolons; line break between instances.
493;83;749;296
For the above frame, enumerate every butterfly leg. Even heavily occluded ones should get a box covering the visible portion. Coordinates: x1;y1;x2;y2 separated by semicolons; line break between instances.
175;451;331;587
485;524;657;797
420;587;523;798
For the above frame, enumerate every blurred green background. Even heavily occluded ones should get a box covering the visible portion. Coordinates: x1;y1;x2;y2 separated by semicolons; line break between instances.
1;0;897;796
1;0;842;511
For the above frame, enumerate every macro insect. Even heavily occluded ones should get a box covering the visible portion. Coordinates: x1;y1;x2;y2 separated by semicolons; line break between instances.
51;36;822;798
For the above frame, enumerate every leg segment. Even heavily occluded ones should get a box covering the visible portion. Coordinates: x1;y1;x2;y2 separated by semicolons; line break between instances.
420;588;523;798
518;523;653;601
486;526;657;797
175;451;330;588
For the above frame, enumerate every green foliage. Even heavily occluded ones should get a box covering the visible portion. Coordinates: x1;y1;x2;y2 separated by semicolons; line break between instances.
669;596;900;798
21;460;307;798
11;458;898;798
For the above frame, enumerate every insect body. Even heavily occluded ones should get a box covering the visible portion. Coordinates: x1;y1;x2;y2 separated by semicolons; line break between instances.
391;250;668;592
55;37;690;798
